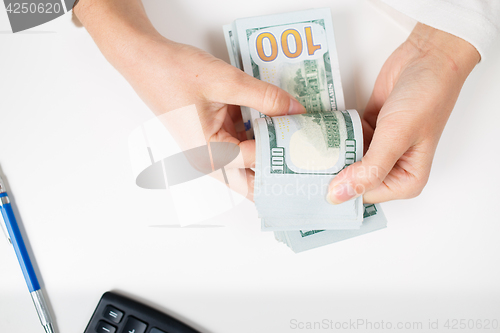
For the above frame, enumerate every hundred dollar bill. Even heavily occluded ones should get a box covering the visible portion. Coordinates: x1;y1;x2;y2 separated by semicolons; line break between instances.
274;204;387;253
223;8;345;138
254;110;363;231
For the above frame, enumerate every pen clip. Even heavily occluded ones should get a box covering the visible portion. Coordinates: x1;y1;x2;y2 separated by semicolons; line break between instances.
0;206;11;244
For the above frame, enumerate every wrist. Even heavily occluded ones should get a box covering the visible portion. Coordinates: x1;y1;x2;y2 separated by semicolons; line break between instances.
407;23;480;80
74;0;168;71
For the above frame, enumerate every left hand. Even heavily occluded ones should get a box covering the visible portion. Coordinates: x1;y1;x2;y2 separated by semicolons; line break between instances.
327;23;480;204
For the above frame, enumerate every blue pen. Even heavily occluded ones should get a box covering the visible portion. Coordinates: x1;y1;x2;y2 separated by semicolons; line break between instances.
0;174;55;333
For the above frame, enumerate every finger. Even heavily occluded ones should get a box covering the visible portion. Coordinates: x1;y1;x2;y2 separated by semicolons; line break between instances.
222;167;255;202
235;120;247;142
326;114;415;204
364;89;384;130
209;126;255;169
244;168;255;202
206;167;255;202
227;104;242;123
206;67;306;117
222;111;238;138
224;139;255;169
225;105;247;141
362;165;413;203
363;60;396;130
222;168;255;202
363;142;433;203
361;118;374;155
228;105;247;141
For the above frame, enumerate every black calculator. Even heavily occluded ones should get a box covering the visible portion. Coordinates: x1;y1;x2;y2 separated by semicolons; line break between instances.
84;291;201;333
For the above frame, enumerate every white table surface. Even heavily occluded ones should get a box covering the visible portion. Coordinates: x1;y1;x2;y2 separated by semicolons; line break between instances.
1;1;499;332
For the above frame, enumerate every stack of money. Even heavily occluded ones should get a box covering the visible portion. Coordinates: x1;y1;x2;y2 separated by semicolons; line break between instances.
223;8;387;252
254;110;364;231
275;204;387;253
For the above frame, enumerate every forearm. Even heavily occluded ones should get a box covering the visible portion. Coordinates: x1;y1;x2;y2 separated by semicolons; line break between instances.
74;0;167;70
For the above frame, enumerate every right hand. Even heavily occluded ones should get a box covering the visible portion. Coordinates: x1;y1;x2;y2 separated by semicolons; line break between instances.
121;40;306;199
75;0;305;200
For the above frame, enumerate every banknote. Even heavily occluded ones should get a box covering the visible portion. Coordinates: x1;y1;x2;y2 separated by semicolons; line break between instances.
224;8;345;139
254;110;363;231
274;204;387;253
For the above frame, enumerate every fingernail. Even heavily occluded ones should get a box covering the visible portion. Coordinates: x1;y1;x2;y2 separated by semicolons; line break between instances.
287;98;305;115
327;183;356;205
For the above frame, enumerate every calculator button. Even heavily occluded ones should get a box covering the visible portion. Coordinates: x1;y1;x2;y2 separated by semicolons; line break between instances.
121;316;147;333
96;320;116;333
150;329;167;333
103;306;124;324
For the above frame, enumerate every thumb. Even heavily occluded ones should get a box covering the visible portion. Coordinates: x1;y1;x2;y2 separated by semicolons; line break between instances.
326;118;413;204
211;68;306;116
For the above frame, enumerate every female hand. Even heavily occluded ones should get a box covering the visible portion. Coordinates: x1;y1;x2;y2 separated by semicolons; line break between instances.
74;0;305;199
327;23;479;204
